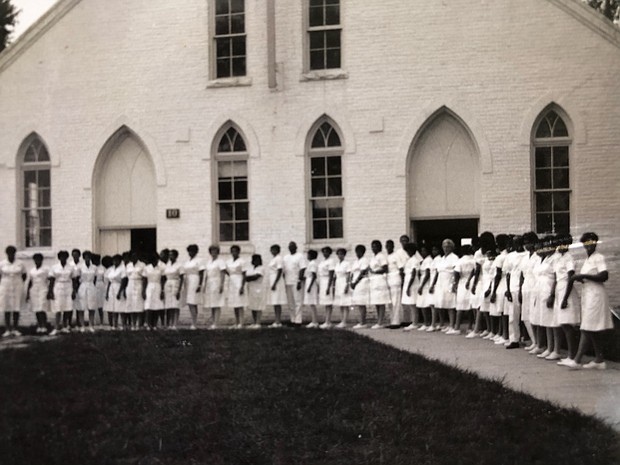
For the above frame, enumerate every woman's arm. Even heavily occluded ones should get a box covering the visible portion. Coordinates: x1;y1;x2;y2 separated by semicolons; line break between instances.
560;270;576;308
572;271;609;283
326;269;335;296
418;269;430;295
307;272;317;293
272;269;283;291
452;271;460;294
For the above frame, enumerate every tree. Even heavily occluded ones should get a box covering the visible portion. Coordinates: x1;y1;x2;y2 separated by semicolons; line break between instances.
582;0;620;24
0;0;18;53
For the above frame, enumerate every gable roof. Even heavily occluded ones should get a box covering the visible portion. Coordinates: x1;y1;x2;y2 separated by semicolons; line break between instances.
1;0;619;75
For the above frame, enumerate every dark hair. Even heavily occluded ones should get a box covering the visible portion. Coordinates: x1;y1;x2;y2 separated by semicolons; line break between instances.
251;254;262;266
271;244;281;253
355;244;366;255
83;250;92;258
230;245;240;254
558;234;573;247
580;232;599;244
33;253;43;261
321;246;333;255
112;254;122;263
102;256;113;268
308;249;318;260
386;240;395;247
496;234;509;250
187;244;199;254
404;243;417;256
399;235;410;242
522;231;538;244
58;250;69;260
170;249;179;257
5;245;16;255
371;240;382;251
208;245;220;254
71;249;81;255
478;231;496;250
336;248;347;256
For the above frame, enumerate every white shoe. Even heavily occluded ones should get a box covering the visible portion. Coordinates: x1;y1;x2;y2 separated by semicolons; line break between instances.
336;322;347;329
352;323;367;330
249;324;261;330
483;333;495;340
49;329;58;336
190;325;197;330
403;324;417;331
371;324;384;330
417;325;428;331
2;330;12;338
89;327;95;333
494;337;508;345
171;326;178;331
319;323;333;329
425;326;437;332
537;349;551;358
583;361;607;370
61;327;71;334
12;330;22;337
446;329;460;335
557;358;579;368
465;332;479;339
79;327;86;333
41;327;48;334
441;326;450;333
545;351;562;361
306;322;319;329
208;324;218;330
480;330;490;337
269;322;282;328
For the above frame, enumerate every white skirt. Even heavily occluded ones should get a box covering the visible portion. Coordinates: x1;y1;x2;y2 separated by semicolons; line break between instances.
96;282;106;309
434;274;456;309
78;282;98;311
369;274;390;306
52;282;73;313
269;277;288;306
183;274;202;306
247;281;266;311
0;279;24;312
455;280;471;311
334;278;352;307
351;278;370;307
580;282;612;332
536;280;557;327
107;282;126;313
554;280;580;326
126;279;144;313
204;278;226;308
164;279;180;309
144;282;164;311
227;274;248;308
29;283;49;313
318;276;334;306
401;277;418;306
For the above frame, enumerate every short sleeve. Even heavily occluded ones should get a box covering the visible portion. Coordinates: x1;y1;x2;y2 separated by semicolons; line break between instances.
455;259;463;274
595;253;607;273
48;266;57;278
275;256;283;270
328;258;336;271
565;255;575;273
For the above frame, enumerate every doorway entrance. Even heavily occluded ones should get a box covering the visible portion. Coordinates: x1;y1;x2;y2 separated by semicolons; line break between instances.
131;228;157;261
412;218;478;251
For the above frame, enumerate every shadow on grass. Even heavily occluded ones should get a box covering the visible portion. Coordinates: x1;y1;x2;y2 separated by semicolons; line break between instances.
0;329;618;465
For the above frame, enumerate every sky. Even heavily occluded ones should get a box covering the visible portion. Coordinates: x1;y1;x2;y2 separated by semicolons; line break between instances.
11;0;59;39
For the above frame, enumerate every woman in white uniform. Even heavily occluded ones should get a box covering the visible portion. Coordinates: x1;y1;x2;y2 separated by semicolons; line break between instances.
333;248;352;328
101;256;114;327
427;245;444;331
452;245;475;335
106;254;127;330
531;236;558;358
431;239;458;334
93;254;107;326
0;246;26;337
48;250;76;335
350;245;370;329
521;233;540;350
181;244;204;330
554;235;581;367
318;247;336;329
401;243;420;331
480;248;497;340
143;253;164;330
267;244;287;328
226;245;248;329
416;245;433;331
27;253;49;334
503;236;528;349
569;232;613;370
304;250;320;328
386;240;406;327
125;252;146;331
489;235;510;345
246;254;266;329
77;251;98;332
467;233;494;338
203;245;227;330
163;250;182;330
368;240;389;329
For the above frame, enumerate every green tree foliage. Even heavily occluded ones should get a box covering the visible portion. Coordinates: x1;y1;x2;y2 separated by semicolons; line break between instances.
583;0;620;23
0;0;18;53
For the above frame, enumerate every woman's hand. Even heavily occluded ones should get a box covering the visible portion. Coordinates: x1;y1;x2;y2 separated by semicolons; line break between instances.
48;291;55;301
71;290;77;300
484;288;491;298
505;290;512;303
561;299;568;309
219;285;224;294
490;292;496;303
546;295;554;309
429;285;435;294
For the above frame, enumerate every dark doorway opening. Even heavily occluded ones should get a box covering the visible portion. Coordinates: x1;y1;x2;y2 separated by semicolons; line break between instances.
412;219;479;252
131;228;157;262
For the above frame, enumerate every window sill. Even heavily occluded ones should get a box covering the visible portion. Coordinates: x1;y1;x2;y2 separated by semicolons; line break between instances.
206;77;253;89
300;69;349;82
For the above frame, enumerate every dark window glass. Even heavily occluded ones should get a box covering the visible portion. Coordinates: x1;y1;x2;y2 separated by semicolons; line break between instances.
219;203;234;221
235;222;249;241
535;170;552;190
233;180;248;200
553;192;570;212
313;220;327;240
312;178;326;197
214;0;245;78
327;178;342;197
554;146;569;167
327;156;341;175
535;147;551;168
220;223;234;242
536;192;552;213
536;214;553;234
553;169;569;189
311;157;325;176
554;213;570;234
308;1;340;70
230;0;244;14
553;117;569;137
329;219;343;238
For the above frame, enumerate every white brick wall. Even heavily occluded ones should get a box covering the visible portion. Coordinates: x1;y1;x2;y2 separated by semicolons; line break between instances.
0;0;619;304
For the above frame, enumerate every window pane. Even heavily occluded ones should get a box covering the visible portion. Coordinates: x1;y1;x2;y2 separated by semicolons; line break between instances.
553;169;569;189
218;180;233;200
38;170;50;187
328;219;343;238
536;214;552;234
39;189;51;207
327;128;341;147
311;157;325;176
313;220;328;240
309;6;324;27
535;169;552;189
216;37;231;58
311;178;326;197
231;13;245;34
554;213;570;234
235;222;249;241
220;223;234;242
536;192;552;213
232;36;246;56
327;156;341;175
553;117;569;137
40;209;52;227
233;180;248;200
40;228;52;247
535;147;551;168
215;15;230;35
216;0;229;15
325;29;340;48
553;192;570;212
535;119;551;139
325;5;340;25
554;146;569;167
325;48;341;69
309;31;325;50
236;202;249;220
232;161;247;176
310;50;324;70
230;0;244;14
328;205;343;219
220;203;234;221
311;130;326;148
24;145;37;162
232;57;246;77
310;0;324;6
217;59;231;78
312;199;328;218
327;178;342;196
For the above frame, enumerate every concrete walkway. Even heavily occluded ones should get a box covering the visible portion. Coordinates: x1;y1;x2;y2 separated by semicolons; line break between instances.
356;328;620;431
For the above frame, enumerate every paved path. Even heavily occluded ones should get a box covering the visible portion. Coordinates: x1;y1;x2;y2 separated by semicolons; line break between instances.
356;328;620;431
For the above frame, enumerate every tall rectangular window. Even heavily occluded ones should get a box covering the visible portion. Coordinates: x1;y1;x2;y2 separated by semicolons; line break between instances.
308;0;341;70
214;0;246;78
21;138;52;247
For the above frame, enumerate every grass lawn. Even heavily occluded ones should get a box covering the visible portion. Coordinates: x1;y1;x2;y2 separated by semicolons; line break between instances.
0;330;618;465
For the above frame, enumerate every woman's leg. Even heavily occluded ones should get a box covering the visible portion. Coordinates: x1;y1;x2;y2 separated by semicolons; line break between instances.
211;307;221;328
358;305;367;325
324;305;333;325
430;306;439;329
274;305;282;325
339;305;349;326
421;307;431;327
376;304;386;326
188;304;198;328
88;310;96;331
573;330;590;364
561;324;578;360
590;332;606;364
448;308;456;329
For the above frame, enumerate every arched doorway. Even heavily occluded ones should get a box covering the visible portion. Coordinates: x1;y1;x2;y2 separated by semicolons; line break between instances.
408;110;481;247
94;127;157;259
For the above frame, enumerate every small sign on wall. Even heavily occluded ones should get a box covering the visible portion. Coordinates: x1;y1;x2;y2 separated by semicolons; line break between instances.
166;209;180;219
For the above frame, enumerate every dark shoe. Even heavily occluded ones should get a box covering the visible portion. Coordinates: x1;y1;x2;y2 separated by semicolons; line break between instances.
505;342;520;349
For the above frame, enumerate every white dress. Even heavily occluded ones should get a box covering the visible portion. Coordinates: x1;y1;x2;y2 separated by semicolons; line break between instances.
318;256;336;306
305;260;319;306
454;255;475;311
77;262;98;311
534;254;558;327
434;253;458;309
579;252;612;332
489;251;507;316
0;259;26;312
125;262;145;313
49;262;75;313
520;253;539;323
181;258;203;306
143;264;164;311
246;265;266;311
417;256;433;308
28;266;49;313
268;255;287;306
553;253;580;326
96;265;107;309
479;257;495;313
387;251;406;311
401;256;420;306
106;265;126;313
163;262;182;309
351;257;370;306
469;249;485;309
204;258;227;309
369;253;390;306
504;251;527;318
226;257;248;308
333;259;352;307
